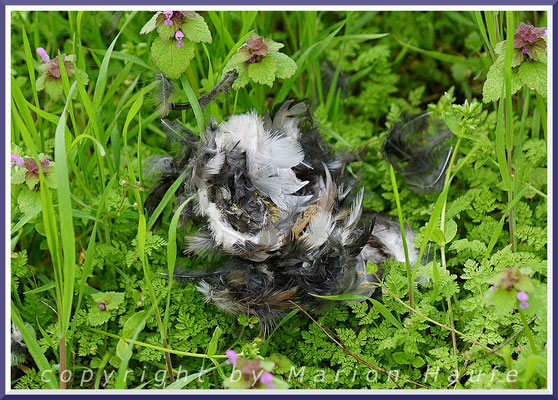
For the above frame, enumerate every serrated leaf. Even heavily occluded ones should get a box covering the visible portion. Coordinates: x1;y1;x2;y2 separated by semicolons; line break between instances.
486;287;516;318
36;73;47;91
247;56;277;86
517;61;547;98
482;55;522;103
91;291;125;310
181;15;212;43
11;169;26;185
44;77;64;100
88;306;111;326
151;37;195;80
157;23;176;41
17;190;41;213
269;52;297;79
231;65;250;90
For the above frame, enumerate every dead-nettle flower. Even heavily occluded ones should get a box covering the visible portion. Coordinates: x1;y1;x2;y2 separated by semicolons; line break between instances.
158;11;197;28
37;48;75;79
36;47;50;63
225;349;238;366
23;156;50;180
163;11;174;25
10;154;24;167
517;291;530;309
175;30;185;48
11;153;52;189
240;34;272;64
513;22;547;61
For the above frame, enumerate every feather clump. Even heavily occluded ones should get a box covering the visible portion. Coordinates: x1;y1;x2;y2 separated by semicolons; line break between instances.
147;101;419;332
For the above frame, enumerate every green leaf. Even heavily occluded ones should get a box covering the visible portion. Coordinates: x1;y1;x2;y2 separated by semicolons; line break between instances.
151;37;195;80
444;219;458;243
17;189;41;214
247;56;277;86
182;15;212;43
368;298;404;329
44;77;64;100
412;356;426;368
231;65;250;90
140;12;158;34
269;52;297;79
482;55;522;103
366;261;378;275
117;311;148;360
157;23;176;41
486;287;516;318
91;291;125;311
393;351;413;364
517;61;547;98
430;228;446;246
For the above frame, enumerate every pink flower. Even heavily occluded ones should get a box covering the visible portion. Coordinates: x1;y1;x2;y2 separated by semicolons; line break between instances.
175;30;185;48
98;303;106;311
520;302;529;309
163;11;173;25
260;372;274;385
11;154;24;167
517;291;529;302
36;47;50;63
225;349;237;366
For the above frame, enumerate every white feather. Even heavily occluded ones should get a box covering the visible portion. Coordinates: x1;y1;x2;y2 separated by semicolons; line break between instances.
259;134;304;168
302;210;334;249
204;151;225;176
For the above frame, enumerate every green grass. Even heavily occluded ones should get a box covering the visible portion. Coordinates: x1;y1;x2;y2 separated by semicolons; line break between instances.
10;10;548;390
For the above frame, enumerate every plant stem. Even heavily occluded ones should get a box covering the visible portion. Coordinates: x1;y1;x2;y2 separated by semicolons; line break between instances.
518;309;538;354
389;165;413;310
59;336;66;389
87;328;228;359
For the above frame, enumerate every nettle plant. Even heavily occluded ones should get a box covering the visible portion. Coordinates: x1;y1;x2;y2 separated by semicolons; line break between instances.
141;11;212;79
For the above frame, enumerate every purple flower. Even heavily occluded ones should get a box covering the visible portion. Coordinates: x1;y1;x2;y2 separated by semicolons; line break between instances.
517;291;529;302
260;372;274;385
23;156;50;180
11;154;24;167
246;34;269;57
514;23;546;48
520;302;529;309
38;53;75;79
98;303;106;311
175;30;185;48
513;22;547;62
267;383;276;389
36;47;50;63
225;349;237;366
492;285;497;291
163;11;174;25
